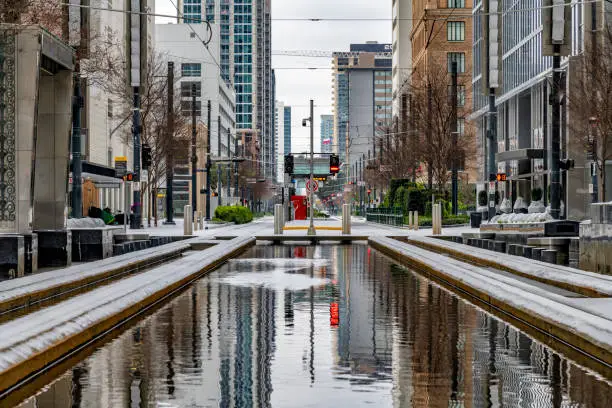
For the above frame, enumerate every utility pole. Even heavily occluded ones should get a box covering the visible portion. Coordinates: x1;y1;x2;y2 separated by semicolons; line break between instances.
132;87;142;229
550;45;562;219
590;1;598;203
227;128;231;200
71;65;83;218
191;84;197;216
234;136;239;199
206;100;212;221
427;82;433;190
451;61;459;216
307;99;316;236
164;61;175;225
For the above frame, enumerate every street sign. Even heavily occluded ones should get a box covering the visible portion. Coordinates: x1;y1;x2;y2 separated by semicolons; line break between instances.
489;181;496;191
357;181;366;187
380;165;391;172
306;179;319;193
247;178;257;184
115;156;128;177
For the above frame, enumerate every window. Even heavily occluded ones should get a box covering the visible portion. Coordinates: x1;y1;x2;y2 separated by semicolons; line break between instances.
448;85;466;107
447;0;465;7
181;82;201;98
181;63;201;77
447;22;465;41
447;53;466;73
107;98;113;118
457;118;465;136
181;101;201;116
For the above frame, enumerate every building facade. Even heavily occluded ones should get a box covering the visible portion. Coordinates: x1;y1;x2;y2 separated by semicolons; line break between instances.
275;101;285;183
471;0;609;219
391;0;413;122
332;43;393;171
179;0;274;180
283;106;292;155
156;23;236;214
320;115;334;154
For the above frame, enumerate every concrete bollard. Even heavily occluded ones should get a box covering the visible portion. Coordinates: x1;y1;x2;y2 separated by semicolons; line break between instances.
274;204;283;235
433;204;442;235
342;204;351;235
193;212;199;231
414;211;419;231
199;212;204;230
408;211;413;229
184;205;193;236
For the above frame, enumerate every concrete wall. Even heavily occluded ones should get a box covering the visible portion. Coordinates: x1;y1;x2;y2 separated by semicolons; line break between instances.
34;71;72;230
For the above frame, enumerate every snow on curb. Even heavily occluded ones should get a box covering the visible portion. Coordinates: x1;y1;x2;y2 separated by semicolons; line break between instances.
0;236;255;390
369;236;612;366
407;235;612;297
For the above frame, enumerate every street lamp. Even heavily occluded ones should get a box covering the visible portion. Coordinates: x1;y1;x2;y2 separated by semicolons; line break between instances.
303;100;316;236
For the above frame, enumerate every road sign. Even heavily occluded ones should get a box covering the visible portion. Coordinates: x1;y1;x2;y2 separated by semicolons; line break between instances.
357;181;366;187
380;165;391;172
306;179;319;193
247;178;257;184
115;156;128;177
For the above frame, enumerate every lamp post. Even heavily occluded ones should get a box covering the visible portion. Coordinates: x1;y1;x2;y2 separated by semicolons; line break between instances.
303;100;316;236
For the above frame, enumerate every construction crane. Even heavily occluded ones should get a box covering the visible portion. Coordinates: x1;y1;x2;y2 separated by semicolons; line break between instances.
272;50;392;58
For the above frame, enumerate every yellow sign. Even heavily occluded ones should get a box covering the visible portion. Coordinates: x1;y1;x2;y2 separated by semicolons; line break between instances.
115;156;128;162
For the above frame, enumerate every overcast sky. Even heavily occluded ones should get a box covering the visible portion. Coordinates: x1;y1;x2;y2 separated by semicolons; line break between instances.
155;0;392;152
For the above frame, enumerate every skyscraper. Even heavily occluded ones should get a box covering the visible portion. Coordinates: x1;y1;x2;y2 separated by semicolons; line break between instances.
283;106;292;155
332;43;392;170
320;115;333;154
179;0;274;180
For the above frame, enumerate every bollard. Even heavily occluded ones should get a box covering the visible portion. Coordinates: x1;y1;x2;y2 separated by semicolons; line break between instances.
184;205;193;236
414;211;419;231
274;204;283;234
433;204;442;235
199;211;204;230
193;211;199;231
342;204;351;234
408;211;413;229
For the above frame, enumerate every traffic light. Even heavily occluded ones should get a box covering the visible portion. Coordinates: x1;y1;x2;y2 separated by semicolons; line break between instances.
123;172;134;182
330;154;340;174
284;154;294;174
142;144;152;170
560;159;575;171
496;173;507;182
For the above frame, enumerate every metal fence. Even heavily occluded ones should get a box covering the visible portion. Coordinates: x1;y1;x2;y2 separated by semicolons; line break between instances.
365;208;404;226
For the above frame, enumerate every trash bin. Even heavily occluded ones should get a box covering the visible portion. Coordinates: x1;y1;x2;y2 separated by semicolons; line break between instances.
470;212;482;228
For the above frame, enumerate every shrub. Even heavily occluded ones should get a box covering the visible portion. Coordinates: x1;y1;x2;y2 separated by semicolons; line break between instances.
214;205;253;224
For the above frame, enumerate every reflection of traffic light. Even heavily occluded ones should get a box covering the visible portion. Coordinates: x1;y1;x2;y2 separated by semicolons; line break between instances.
330;154;340;174
142;144;152;170
330;302;339;327
284;154;294;174
496;173;507;182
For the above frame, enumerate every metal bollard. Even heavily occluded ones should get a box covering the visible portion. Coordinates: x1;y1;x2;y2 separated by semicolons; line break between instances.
342;204;351;234
184;205;193;236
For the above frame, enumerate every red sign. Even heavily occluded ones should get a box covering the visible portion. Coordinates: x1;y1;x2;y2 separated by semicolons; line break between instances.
330;302;339;327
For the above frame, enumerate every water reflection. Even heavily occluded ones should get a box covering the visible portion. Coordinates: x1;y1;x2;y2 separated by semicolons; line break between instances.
15;245;612;407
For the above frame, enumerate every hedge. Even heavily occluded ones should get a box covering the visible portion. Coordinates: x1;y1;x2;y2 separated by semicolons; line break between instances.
214;205;254;224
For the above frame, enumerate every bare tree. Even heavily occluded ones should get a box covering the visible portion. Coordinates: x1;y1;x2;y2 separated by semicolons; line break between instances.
402;64;477;192
568;22;612;202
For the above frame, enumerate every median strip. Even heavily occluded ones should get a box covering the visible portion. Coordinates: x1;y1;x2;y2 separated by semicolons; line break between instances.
0;236;255;394
369;236;612;374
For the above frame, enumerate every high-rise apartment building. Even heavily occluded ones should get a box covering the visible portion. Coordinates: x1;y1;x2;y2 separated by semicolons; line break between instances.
332;43;392;170
275;100;285;183
320;115;334;154
283;106;292;155
179;0;274;180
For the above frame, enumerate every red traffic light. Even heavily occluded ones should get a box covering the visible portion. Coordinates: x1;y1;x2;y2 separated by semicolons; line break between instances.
496;173;507;182
123;173;134;182
330;154;340;174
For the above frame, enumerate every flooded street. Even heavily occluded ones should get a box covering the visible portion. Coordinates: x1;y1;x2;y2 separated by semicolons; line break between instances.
17;245;612;407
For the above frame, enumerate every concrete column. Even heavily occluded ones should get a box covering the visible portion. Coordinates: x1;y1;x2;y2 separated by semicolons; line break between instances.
184;205;192;235
32;68;72;230
342;204;351;235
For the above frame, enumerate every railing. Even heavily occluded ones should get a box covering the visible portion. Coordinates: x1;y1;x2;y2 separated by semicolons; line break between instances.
366;208;404;227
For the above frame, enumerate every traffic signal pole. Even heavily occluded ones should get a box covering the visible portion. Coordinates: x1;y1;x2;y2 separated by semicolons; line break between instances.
308;100;316;236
